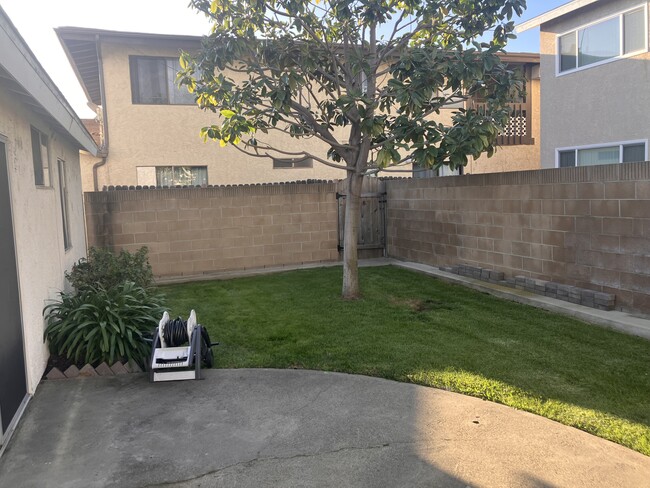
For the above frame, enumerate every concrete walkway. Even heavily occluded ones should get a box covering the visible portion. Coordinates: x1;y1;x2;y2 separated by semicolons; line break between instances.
1;370;649;488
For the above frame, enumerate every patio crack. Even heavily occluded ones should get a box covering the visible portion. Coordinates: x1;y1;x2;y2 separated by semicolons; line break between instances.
292;383;334;413
142;442;393;487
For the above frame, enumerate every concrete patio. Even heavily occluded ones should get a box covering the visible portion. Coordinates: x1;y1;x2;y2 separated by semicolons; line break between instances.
1;369;649;487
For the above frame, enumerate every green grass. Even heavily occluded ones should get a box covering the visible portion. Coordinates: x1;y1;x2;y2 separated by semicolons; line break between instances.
160;265;650;455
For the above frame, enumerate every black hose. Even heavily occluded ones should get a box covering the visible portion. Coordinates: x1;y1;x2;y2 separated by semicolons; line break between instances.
163;317;189;347
160;316;216;368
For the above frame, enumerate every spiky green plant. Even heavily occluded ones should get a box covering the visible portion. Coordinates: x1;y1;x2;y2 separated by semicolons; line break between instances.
44;282;165;367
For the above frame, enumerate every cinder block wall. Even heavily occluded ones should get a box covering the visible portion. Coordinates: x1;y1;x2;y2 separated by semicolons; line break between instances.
85;182;340;277
85;165;650;315
385;162;650;313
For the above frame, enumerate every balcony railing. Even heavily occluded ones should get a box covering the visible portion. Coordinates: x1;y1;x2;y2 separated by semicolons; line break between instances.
471;102;534;146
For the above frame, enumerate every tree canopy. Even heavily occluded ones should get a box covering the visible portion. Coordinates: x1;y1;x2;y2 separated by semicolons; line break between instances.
180;0;527;298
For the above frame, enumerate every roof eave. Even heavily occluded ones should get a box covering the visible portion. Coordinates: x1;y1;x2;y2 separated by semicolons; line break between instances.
516;0;601;33
499;52;540;64
55;28;101;106
0;7;97;155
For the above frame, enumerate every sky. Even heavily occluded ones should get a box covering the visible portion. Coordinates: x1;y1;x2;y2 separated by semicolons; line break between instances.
1;0;568;119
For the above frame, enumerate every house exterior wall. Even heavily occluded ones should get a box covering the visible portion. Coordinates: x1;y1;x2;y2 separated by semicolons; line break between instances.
539;0;650;168
0;85;86;393
466;76;541;174
82;36;540;190
80;150;103;191
94;38;346;190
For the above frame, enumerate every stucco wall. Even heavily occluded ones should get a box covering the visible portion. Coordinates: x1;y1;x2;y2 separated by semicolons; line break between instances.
95;38;347;190
466;77;541;174
540;0;650;168
87;37;540;191
0;85;86;393
80;151;103;192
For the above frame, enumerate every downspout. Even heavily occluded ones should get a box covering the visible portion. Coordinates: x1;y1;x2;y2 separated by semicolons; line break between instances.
92;34;109;191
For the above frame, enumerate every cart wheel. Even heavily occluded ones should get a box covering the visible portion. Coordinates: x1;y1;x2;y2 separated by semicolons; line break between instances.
200;327;214;368
204;347;214;368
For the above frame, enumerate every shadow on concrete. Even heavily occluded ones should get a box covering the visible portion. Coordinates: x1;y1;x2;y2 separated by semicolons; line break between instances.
0;371;467;488
0;370;649;487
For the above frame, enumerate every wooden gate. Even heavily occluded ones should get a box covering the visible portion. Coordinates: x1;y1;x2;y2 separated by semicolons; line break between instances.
336;179;386;256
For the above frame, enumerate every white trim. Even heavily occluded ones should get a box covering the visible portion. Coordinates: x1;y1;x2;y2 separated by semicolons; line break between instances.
0;8;97;155
555;139;648;167
0;394;31;456
516;0;600;33
555;4;648;77
0;136;31;447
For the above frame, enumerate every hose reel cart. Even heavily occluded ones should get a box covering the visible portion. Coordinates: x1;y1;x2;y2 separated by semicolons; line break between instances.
148;310;217;382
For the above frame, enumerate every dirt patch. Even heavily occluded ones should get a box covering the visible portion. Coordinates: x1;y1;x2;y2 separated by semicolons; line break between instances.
390;297;454;312
44;354;87;376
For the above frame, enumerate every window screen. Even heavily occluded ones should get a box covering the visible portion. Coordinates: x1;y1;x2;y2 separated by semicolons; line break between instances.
156;166;208;186
134;58;167;104
624;8;646;54
560;142;647;167
559;33;577;72
558;150;576;168
166;59;195;105
131;57;196;105
559;7;647;74
31;127;50;186
577;146;619;166
578;17;620;68
58;160;71;250
272;157;313;169
622;143;646;163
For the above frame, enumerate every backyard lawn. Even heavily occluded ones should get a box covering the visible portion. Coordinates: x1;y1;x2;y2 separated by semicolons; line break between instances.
161;265;650;456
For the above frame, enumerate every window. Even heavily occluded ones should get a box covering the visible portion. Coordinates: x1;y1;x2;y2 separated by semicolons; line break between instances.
557;6;647;75
557;141;646;167
130;56;195;105
155;166;207;186
413;163;463;178
272;157;313;169
31;127;50;186
57;160;71;250
438;86;466;109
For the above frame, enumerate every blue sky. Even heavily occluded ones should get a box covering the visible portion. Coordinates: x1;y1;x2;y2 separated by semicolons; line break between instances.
508;0;569;52
1;0;569;118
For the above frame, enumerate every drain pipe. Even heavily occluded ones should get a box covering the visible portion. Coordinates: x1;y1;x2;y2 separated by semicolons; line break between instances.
92;156;106;192
92;34;109;191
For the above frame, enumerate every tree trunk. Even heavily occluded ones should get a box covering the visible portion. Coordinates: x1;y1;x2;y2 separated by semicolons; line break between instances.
342;172;364;299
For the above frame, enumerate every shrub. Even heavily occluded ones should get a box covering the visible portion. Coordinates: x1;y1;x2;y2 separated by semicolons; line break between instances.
44;282;165;367
66;246;154;292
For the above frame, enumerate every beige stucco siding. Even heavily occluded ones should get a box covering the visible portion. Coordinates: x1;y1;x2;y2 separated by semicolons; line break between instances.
0;85;86;393
88;38;540;190
540;0;650;168
96;39;346;189
466;76;541;174
80;151;101;191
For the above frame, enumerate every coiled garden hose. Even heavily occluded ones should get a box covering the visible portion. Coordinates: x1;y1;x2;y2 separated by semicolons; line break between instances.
163;317;190;347
161;317;216;368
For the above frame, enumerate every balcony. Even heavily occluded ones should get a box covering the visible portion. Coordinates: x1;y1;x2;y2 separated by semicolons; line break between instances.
471;102;534;146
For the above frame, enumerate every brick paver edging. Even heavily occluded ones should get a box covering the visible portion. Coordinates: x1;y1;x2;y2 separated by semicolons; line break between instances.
45;361;143;380
441;264;615;311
